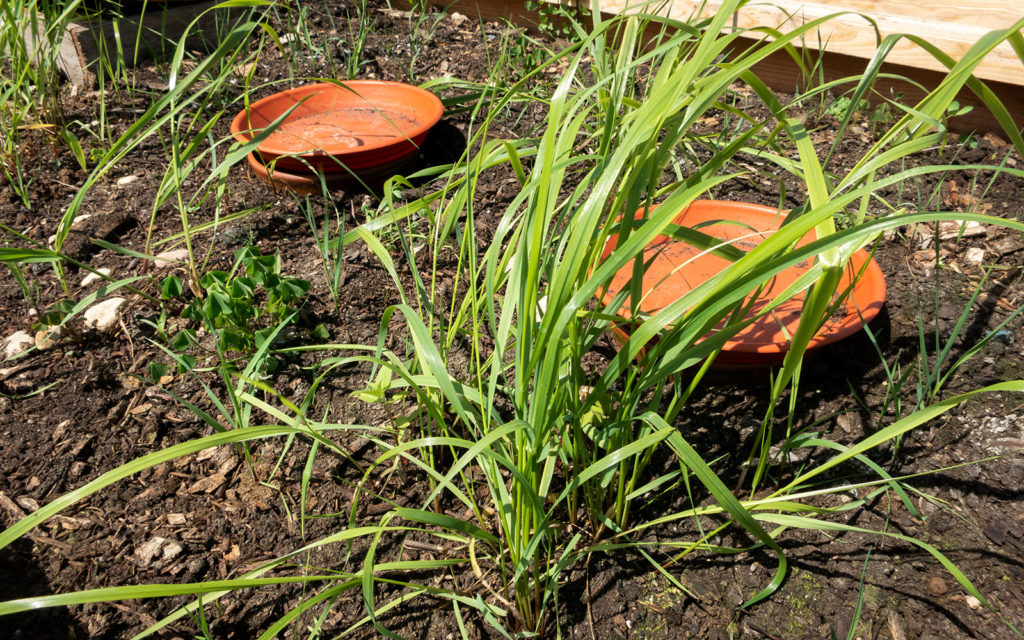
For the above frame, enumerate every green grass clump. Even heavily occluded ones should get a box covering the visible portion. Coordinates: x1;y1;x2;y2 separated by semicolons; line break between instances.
0;0;84;207
168;245;311;356
1;0;1024;637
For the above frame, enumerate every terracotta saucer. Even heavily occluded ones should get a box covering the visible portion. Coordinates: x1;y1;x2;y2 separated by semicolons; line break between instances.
231;81;443;176
599;200;887;368
245;151;418;195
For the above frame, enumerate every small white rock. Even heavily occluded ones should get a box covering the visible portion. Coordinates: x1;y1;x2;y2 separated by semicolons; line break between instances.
84;297;126;332
154;249;190;269
16;496;40;512
135;536;166;567
34;326;62;350
116;175;138;187
965;594;981;610
233;61;256;77
964;247;986;264
80;268;112;288
161;540;183;562
4;330;34;358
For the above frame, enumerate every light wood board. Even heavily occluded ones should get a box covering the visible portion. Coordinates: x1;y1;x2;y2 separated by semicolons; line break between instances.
598;0;1024;85
405;0;1024;133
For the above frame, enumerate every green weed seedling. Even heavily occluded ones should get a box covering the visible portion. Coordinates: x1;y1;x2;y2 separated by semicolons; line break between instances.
300;195;346;323
826;94;872;119
830;548;873;640
825;90;900;131
0;0;84;207
404;1;448;82
274;1;340;81
941;100;979;149
143;247;312;459
163;245;311;359
340;0;374;79
524;0;590;40
912;269;1024;411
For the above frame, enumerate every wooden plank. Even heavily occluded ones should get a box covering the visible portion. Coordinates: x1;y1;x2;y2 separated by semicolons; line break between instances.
401;0;547;28
406;0;1024;134
21;0;247;88
599;0;1024;86
735;43;1024;135
14;16;95;87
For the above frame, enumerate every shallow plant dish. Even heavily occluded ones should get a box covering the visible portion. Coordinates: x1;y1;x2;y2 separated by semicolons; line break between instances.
246;152;376;195
600;200;887;368
230;80;443;175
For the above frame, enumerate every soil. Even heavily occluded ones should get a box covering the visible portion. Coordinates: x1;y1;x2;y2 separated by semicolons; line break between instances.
2;1;1024;639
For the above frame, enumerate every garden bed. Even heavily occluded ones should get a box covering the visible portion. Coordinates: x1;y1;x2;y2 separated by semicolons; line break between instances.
2;1;1024;638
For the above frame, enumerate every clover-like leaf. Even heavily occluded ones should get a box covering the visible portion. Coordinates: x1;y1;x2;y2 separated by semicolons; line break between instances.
160;275;183;300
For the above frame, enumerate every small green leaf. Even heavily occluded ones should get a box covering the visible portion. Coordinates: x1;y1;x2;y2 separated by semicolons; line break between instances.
353;367;395;404
182;303;202;322
244;252;276;277
169;329;197;351
175;354;197;374
230;277;255;300
234;245;258;262
263;273;282;290
279;278;310;301
146;362;169;383
231;298;256;323
210;291;234;317
221;327;249;352
161;275;183;300
200;271;230;289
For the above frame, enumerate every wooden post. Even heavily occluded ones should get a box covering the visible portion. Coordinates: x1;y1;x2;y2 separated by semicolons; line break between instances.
19;0;248;88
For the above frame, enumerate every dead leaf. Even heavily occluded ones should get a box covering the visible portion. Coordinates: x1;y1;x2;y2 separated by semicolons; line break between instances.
186;473;227;494
943;180;959;207
129;402;152;416
223;543;241;563
938;220;986;241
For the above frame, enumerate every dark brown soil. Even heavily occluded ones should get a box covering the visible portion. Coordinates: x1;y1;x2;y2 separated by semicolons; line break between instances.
2;2;1024;639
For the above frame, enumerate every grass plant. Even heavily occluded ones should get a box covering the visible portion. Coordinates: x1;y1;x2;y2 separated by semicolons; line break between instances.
319;4;1024;635
300;194;348;322
403;1;448;82
0;0;84;207
2;1;1024;638
269;1;344;82
12;1;272;294
340;0;374;79
913;271;1024;409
